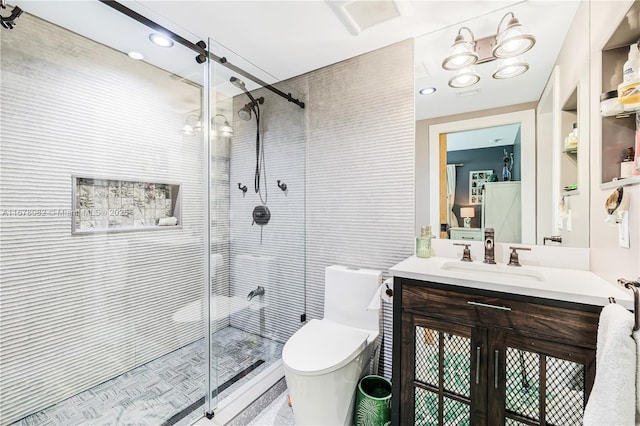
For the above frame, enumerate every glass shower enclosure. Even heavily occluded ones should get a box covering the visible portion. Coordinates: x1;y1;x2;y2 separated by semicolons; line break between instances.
206;36;307;420
0;2;305;425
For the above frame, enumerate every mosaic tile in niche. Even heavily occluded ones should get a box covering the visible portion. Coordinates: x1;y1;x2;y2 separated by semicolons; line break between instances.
73;177;179;232
109;197;121;208
108;181;121;197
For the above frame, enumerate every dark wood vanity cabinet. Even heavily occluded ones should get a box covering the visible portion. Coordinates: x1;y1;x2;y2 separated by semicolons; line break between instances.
391;278;600;426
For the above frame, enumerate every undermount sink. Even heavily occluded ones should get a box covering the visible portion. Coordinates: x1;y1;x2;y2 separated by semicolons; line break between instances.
440;261;545;282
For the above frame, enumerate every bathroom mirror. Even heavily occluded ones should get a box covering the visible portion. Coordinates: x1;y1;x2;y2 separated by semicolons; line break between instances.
415;1;590;247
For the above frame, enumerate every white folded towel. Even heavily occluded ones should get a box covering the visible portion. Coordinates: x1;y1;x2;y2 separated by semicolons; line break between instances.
158;216;178;226
634;327;640;424
584;303;636;426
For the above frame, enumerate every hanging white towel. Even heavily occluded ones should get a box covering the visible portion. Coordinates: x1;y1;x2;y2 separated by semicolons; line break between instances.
634;327;640;425
584;303;636;426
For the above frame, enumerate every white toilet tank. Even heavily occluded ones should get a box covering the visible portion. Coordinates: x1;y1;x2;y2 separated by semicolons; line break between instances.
324;265;381;332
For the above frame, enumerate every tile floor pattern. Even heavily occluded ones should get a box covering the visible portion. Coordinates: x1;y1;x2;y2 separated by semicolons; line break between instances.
247;392;294;426
10;327;283;426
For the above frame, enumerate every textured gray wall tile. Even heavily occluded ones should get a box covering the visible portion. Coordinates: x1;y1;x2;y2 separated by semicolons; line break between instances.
0;14;206;425
287;39;416;378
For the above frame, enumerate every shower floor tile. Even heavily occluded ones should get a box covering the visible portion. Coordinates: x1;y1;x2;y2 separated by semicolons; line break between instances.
10;327;283;426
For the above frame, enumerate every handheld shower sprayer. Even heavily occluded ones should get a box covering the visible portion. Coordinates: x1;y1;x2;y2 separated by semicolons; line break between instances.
230;76;268;206
231;77;263;120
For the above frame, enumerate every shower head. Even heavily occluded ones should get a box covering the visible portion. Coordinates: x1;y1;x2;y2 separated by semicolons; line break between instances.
230;76;246;90
230;76;260;105
238;104;253;121
237;97;264;121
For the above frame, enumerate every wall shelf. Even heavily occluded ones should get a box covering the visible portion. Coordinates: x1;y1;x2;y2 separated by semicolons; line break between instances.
72;176;182;234
561;189;580;197
560;87;578;190
601;175;640;190
600;1;640;185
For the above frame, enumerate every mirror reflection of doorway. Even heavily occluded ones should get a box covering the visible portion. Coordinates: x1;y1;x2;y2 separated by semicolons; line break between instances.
439;123;522;242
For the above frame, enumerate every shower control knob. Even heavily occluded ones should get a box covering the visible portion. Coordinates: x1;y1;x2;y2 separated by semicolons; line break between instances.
252;205;271;226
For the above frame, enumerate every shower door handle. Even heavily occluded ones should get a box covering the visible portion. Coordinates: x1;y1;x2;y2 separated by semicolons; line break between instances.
494;350;499;389
475;346;481;384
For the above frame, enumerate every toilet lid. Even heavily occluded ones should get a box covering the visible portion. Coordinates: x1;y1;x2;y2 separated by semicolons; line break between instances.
283;319;369;376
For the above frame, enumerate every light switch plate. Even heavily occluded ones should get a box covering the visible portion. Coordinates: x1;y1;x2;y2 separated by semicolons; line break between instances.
619;211;630;248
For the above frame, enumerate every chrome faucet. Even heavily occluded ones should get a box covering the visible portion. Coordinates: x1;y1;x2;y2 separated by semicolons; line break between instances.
483;228;496;264
247;286;265;301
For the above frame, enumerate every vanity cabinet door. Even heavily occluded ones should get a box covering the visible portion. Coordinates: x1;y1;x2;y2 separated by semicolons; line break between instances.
488;331;595;426
401;312;487;426
393;279;597;426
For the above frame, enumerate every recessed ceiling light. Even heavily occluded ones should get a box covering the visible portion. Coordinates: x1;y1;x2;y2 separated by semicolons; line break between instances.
149;33;174;48
419;87;437;95
128;51;144;60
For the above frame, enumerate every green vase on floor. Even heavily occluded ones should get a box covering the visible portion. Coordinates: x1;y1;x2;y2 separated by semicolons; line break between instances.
354;375;392;426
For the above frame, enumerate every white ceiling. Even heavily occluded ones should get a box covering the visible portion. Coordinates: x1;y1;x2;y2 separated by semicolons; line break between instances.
447;123;521;152
19;0;581;120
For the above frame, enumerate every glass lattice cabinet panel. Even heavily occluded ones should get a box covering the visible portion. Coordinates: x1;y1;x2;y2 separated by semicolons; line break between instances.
415;326;471;426
504;347;585;425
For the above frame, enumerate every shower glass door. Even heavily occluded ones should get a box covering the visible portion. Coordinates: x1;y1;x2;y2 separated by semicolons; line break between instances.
0;3;212;425
207;37;306;417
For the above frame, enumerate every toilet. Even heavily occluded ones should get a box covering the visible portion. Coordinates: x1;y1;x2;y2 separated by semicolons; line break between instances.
282;265;382;425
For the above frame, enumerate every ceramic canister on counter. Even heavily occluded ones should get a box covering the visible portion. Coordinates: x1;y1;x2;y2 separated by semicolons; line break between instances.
621;147;635;178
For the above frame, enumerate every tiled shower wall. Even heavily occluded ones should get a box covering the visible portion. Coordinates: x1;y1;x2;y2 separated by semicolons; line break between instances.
289;39;416;378
0;14;206;425
227;85;306;345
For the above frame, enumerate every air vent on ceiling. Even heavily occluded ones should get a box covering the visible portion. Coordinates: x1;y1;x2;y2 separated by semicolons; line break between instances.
327;0;413;36
456;88;482;97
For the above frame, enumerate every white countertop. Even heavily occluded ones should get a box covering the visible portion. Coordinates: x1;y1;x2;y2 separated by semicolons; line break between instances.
389;256;634;309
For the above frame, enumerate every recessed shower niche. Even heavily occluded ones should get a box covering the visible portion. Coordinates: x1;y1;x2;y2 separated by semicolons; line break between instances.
72;176;181;234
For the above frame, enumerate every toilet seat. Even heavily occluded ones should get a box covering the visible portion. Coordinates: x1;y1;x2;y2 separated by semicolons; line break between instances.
283;319;370;376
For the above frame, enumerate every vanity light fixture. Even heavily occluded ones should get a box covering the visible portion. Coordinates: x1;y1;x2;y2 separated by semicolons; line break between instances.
441;27;478;71
492;56;529;79
179;114;201;136
419;87;437;95
212;114;233;139
448;66;480;89
493;12;536;59
180;113;234;139
442;11;535;88
149;32;174;48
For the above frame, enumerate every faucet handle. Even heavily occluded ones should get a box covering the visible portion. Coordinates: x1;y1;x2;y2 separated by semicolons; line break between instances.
453;243;472;262
543;235;562;245
508;246;531;267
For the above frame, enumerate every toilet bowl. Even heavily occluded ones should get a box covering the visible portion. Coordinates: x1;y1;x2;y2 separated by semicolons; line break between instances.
283;265;381;425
